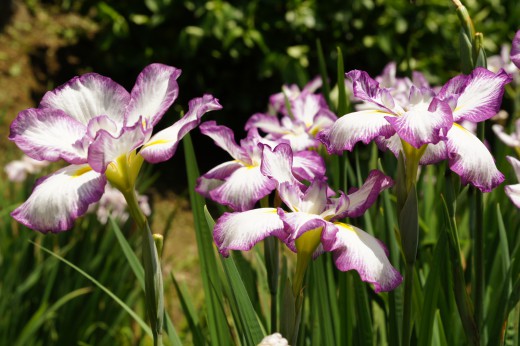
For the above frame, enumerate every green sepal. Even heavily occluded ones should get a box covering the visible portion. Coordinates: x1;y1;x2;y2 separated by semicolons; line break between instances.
459;29;474;75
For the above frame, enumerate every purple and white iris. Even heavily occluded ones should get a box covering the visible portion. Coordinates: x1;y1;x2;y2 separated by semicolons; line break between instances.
212;170;402;292
9;63;221;232
196;121;326;211
318;67;512;192
245;78;337;151
511;30;520;69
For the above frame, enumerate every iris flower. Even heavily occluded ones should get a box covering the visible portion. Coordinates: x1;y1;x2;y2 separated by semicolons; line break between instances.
319;67;512;192
213;171;402;293
245;81;337;151
196;121;326;211
10;63;221;232
318;69;453;155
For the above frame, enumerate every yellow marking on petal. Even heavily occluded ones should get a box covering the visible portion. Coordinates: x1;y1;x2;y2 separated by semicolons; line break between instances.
334;222;356;233
73;166;92;177
143;139;170;147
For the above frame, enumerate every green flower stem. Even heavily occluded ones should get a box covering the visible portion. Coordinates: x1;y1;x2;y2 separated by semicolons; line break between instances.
402;263;414;346
123;187;164;346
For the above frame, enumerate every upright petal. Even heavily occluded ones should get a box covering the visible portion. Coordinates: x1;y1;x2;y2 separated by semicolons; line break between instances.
210;166;276;211
322;222;402;292
292;150;326;182
317;110;396;154
125;64;182;128
346;70;403;114
40;73;129;126
447;124;504;192
439;67;512;122
511;30;520;69
9;108;88;164
337;170;393;219
88;120;150;173
260;143;299;185
385;98;452;148
140;95;222;163
11;165;107;233
213;208;285;256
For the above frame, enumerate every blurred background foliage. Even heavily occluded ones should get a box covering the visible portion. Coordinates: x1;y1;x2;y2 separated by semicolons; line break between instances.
1;0;519;182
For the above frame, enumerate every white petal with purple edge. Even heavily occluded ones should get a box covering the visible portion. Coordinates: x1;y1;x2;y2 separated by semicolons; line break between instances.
281;211;327;242
140;95;223;164
210;166;276;211
511;30;520;69
9;108;88;164
318;110;396;154
492;124;520;147
322;222;402;292
11;164;106;233
213;208;285;256
245;113;285;134
419;141;448;165
40;73;129;126
88;121;150;173
125;64;181;128
385;98;452;148
449;68;512;122
447;124;504;192
195;161;242;197
339;170;393;219
260;143;298;185
292;150;326;182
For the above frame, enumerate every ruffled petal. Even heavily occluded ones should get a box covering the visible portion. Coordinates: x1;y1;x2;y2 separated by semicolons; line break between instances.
9;108;88;164
278;179;328;215
279;211;327;250
385;98;453;148
213;208;285;256
11;164;107;233
125;64;182;128
210;166;276;211
322;222;402;292
40;73;129;126
346;70;403;114
292;150;326;182
338;170;393;219
511;30;520;69
88;120;150;173
140;95;222;163
439;67;512;122
197;120;251;163
318;110;396;154
446;124;504;192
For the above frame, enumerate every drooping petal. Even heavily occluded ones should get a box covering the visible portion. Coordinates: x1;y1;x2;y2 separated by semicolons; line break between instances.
419;141;448;165
511;30;520;69
346;70;403;114
321;222;402;292
139;95;222;163
260;143;299;186
505;156;520;208
439;67;512;122
11;164;107;233
125;64;182;128
446;123;504;192
210;166;276;211
213;208;285;256
9;108;88;164
292;150;326;182
88;120;150;173
317;110;396;154
337;170;393;219
195;161;242;197
385;98;452;148
40;73;129;126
